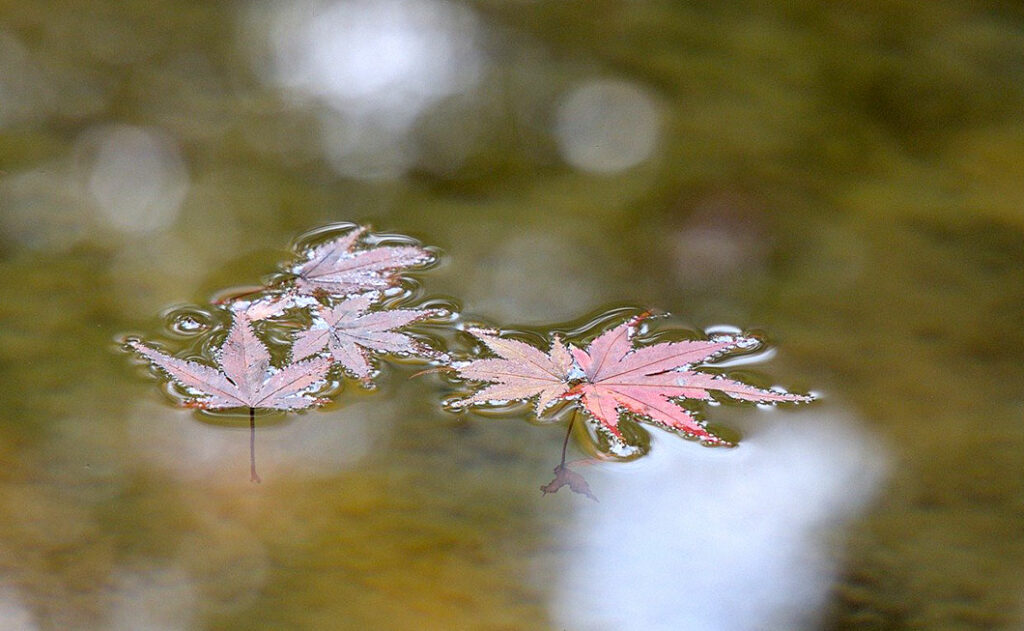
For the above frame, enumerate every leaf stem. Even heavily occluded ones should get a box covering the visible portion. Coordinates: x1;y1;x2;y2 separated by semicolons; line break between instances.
559;410;577;468
249;407;261;484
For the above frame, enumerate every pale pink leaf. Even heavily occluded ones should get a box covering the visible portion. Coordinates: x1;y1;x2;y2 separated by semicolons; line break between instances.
576;384;625;440
130;341;243;406
602;385;728;445
291;227;433;296
131;313;330;411
329;338;374;381
296;227;366;280
300;293;442;380
321;292;379;321
255;356;332;409
451;329;575;415
291;326;330;361
573;317;635;381
218;313;270;393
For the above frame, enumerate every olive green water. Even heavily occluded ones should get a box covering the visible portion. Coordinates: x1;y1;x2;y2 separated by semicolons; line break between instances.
2;1;1024;629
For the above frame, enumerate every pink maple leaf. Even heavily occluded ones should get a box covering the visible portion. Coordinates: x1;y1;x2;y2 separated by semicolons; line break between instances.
290;292;444;382
568;315;812;445
129;312;332;482
129;313;331;411
451;315;812;447
291;226;433;297
449;328;576;415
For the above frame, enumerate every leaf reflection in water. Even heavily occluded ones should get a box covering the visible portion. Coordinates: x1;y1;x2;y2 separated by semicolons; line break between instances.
546;411;887;631
125;400;383;483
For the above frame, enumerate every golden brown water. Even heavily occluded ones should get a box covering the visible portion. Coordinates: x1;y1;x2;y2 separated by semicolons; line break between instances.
1;1;1023;629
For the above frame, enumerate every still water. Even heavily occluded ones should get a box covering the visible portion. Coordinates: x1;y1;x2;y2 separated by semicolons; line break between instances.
1;1;1023;629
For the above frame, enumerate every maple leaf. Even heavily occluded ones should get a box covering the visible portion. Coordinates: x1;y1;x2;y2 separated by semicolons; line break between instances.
129;312;332;483
451;315;812;448
568;315;812;445
290;291;444;382
129;313;331;411
291;226;433;296
231;294;298;321
449;328;577;415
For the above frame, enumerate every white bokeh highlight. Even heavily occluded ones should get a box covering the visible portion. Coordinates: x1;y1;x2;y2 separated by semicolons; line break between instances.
547;410;887;631
253;0;485;179
0;585;37;631
0;166;95;252
77;125;189;234
555;79;661;174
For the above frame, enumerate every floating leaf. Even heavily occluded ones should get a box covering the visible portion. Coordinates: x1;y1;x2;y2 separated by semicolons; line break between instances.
568;315;811;445
451;314;812;446
130;313;331;411
129;312;333;483
291;227;433;297
291;292;444;382
450;329;576;415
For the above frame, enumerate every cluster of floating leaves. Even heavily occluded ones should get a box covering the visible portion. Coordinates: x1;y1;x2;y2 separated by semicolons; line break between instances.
125;223;813;495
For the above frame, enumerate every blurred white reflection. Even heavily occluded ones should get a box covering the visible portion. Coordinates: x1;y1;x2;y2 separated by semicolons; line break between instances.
251;0;484;179
317;114;417;180
548;411;887;631
75;125;189;234
127;401;384;482
106;565;198;631
555;79;660;174
0;124;188;254
0;585;37;631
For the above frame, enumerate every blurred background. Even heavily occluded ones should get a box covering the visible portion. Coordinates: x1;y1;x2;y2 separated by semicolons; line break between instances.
1;0;1023;629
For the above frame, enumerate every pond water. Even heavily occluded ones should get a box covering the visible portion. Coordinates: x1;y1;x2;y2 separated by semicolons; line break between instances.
2;1;1024;629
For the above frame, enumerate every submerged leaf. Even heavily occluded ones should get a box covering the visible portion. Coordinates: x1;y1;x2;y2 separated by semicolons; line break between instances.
541;464;597;501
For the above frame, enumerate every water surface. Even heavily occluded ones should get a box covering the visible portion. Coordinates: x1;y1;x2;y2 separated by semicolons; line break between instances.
1;1;1023;629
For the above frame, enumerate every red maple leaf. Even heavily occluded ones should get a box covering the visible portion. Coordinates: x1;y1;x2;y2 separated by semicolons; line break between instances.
452;314;812;447
290;291;444;382
567;314;812;445
291;226;433;296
